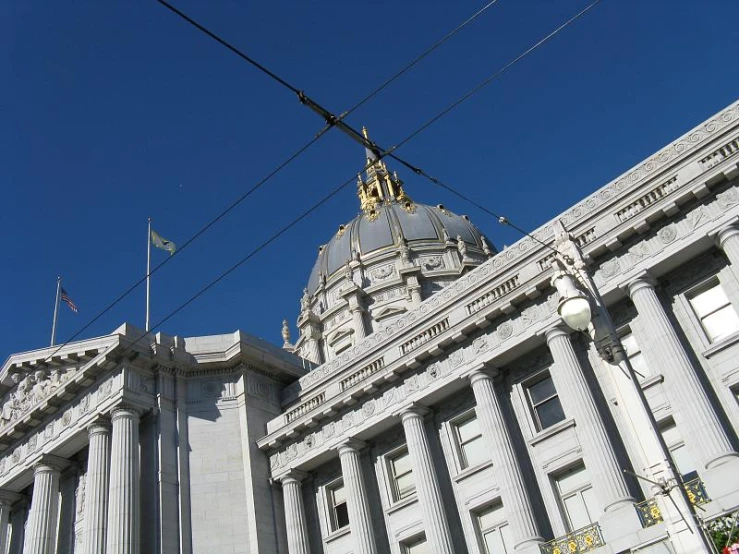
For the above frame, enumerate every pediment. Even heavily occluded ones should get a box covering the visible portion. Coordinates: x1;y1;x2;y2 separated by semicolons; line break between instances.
326;327;354;346
372;305;408;321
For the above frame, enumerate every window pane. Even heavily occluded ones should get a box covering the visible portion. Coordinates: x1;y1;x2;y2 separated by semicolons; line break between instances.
556;466;589;494
670;443;697;478
621;333;639;355
395;473;416;499
630;351;651;380
392;451;412;476
691;286;729;317
660;422;680;447
462;436;488;468
528;376;556;404
702;306;739;341
581;486;600;524
457;416;481;443
405;538;429;554
536;397;566;429
331;484;346;504
563;494;590;531
335;501;349;529
478;504;503;531
483;527;507;554
500;524;513;554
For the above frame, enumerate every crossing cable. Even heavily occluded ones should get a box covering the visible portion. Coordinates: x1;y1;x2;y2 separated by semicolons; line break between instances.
34;0;500;363
115;2;604;353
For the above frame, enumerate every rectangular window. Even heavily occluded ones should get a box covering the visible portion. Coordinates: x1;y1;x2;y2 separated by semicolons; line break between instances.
326;481;349;531
687;281;739;342
525;373;566;431
452;412;488;469
660;420;698;482
388;448;416;502
620;330;651;381
476;504;514;554
555;464;600;531
401;535;429;554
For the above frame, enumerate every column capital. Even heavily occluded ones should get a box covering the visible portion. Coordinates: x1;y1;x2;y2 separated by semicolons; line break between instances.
716;224;739;249
109;404;144;421
336;438;366;456
460;362;500;384
543;324;571;344
626;272;658;298
33;454;69;474
86;415;112;435
395;402;430;422
277;469;310;485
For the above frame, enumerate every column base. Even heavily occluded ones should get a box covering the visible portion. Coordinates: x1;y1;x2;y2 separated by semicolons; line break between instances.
702;455;739;511
599;502;644;554
513;538;544;554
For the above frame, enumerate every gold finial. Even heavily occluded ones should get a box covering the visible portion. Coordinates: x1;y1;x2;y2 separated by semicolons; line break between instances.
362;126;369;140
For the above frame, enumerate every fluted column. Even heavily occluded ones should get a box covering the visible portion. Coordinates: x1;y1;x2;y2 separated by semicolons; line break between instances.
0;492;18;554
628;278;737;469
545;327;634;512
23;457;66;554
399;406;455;554
337;440;377;554
717;225;739;271
84;419;112;554
466;369;542;551
106;407;141;554
279;471;311;554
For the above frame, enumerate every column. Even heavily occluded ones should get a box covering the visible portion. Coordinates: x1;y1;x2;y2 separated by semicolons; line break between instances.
336;440;377;554
717;225;739;271
399;405;455;554
0;491;20;554
628;277;736;469
23;456;66;554
84;418;111;554
279;471;311;554
8;498;28;554
466;369;542;552
106;407;141;554
545;327;634;512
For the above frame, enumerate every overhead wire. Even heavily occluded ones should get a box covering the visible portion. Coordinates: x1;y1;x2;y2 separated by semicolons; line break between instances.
36;0;502;361
121;0;604;353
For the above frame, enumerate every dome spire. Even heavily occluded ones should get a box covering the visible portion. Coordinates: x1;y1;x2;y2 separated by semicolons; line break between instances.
357;127;414;221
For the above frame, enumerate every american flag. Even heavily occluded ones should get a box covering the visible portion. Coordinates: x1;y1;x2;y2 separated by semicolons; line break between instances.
60;288;78;313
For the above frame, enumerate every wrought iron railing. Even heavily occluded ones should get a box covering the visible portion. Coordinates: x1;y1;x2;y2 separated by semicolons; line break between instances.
540;524;605;554
635;478;711;528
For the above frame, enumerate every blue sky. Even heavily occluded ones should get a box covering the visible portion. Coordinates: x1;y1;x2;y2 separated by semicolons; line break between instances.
2;0;738;358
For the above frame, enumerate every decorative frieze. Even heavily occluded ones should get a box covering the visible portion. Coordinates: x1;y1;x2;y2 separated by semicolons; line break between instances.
466;275;520;315
699;137;739;170
284;393;326;424
399;318;449;355
615;176;679;223
340;358;385;391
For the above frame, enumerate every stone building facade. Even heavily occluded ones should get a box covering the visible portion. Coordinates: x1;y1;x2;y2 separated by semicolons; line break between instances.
2;101;739;554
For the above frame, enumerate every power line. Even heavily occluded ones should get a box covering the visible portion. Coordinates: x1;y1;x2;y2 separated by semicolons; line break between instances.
37;0;500;362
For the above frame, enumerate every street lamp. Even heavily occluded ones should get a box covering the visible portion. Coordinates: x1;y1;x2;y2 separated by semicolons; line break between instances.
549;221;714;554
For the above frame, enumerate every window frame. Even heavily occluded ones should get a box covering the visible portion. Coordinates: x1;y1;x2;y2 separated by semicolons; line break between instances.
386;446;416;504
474;502;513;554
658;418;699;483
617;326;652;382
524;371;566;432
685;277;739;345
325;478;350;533
400;533;428;554
450;409;488;471
553;463;599;532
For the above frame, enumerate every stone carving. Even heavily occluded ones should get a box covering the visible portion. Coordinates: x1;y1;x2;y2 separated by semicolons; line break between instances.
687;206;708;230
371;265;395;281
344;262;353;281
717;187;739;209
76;473;86;516
421;256;444;270
658;225;677;244
398;239;411;265
457;236;469;259
300;288;311;314
497;322;514;341
0;368;67;428
442;228;452;243
281;319;291;347
481;236;493;257
601;259;621;279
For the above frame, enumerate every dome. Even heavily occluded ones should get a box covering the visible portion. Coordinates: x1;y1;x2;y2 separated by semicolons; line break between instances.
306;202;491;294
289;130;497;365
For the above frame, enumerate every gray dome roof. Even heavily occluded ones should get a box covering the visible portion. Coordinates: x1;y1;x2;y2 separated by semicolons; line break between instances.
306;202;490;294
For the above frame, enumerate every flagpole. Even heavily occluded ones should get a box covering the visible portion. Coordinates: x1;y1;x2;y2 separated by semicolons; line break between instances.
50;276;61;346
146;217;152;332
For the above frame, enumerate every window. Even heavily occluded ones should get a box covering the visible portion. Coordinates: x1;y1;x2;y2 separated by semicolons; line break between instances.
401;535;429;554
476;504;514;554
452;413;488;469
687;281;739;342
620;330;651;381
388;448;416;502
555;464;600;531
326;481;349;531
660;420;698;482
525;373;566;431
